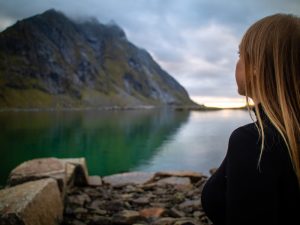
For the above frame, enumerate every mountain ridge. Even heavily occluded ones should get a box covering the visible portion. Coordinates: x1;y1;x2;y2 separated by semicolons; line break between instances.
0;9;198;109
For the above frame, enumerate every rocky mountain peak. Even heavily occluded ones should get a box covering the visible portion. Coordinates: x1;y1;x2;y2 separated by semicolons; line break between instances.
0;9;197;109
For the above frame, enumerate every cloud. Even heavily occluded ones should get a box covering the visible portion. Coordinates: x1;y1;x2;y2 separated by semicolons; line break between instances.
0;0;299;106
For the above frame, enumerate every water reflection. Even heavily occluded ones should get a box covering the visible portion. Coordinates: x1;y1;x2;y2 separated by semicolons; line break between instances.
133;109;253;175
0;109;190;185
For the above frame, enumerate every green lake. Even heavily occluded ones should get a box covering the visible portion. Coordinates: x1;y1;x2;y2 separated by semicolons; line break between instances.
0;108;253;185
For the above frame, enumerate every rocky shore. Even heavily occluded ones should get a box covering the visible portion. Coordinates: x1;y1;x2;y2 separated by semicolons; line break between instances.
63;171;213;225
0;158;214;225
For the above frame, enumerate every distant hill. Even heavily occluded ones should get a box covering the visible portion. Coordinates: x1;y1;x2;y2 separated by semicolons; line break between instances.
0;9;198;109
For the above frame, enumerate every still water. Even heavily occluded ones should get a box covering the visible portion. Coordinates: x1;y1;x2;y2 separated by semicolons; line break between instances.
0;109;253;185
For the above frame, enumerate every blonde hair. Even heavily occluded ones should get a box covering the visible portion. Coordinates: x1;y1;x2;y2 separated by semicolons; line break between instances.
240;14;300;187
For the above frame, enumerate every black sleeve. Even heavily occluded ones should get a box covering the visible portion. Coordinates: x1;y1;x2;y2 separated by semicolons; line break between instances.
225;126;279;225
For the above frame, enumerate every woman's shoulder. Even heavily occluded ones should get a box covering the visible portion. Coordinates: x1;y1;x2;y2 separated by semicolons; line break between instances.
227;121;290;171
229;122;260;145
230;120;282;146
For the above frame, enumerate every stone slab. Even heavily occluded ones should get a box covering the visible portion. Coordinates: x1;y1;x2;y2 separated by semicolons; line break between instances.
156;177;191;186
8;158;65;189
87;176;103;186
7;157;89;194
0;178;63;225
102;172;155;187
154;171;204;183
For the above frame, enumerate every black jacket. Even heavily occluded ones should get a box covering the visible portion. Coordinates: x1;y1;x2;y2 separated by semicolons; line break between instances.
201;104;300;225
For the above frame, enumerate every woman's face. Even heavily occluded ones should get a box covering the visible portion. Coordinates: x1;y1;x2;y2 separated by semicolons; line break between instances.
235;53;246;96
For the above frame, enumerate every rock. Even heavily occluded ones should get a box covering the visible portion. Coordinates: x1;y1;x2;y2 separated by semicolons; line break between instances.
8;158;65;189
68;193;91;206
172;192;186;204
156;177;191;186
131;197;150;205
179;200;201;210
88;215;113;225
61;158;89;186
195;179;207;192
88;176;103;186
105;199;124;212
169;208;186;217
120;193;134;200
150;202;168;208
102;172;155;187
124;184;139;193
87;199;105;210
193;211;205;218
73;220;86;225
152;217;176;225
62;169;211;225
0;178;63;225
91;209;108;216
173;218;202;225
112;210;142;224
154;171;204;183
139;207;166;218
7;157;90;196
73;207;88;214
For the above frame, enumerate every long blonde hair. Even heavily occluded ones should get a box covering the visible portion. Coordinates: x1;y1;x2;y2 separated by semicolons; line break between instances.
240;14;300;187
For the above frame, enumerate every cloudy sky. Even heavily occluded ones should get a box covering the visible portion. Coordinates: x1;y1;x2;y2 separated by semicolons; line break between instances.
0;0;299;107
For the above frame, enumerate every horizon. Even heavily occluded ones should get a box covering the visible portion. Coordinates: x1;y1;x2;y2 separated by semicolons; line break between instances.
0;0;299;108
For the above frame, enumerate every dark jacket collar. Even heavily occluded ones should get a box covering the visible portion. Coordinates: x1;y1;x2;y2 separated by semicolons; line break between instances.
252;103;272;127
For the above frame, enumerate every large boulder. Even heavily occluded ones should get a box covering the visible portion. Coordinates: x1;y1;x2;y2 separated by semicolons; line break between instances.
8;158;65;190
7;157;89;194
0;178;63;225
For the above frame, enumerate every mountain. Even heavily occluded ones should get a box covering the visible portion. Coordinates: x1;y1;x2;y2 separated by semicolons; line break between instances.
0;9;197;109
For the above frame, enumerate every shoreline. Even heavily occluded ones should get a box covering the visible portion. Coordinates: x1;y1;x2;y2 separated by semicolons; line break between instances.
0;157;215;225
0;104;249;113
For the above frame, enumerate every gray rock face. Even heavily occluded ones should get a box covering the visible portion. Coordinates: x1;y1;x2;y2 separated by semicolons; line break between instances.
0;9;197;108
0;178;63;225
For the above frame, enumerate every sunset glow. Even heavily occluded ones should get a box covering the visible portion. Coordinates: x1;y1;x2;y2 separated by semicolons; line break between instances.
191;96;253;108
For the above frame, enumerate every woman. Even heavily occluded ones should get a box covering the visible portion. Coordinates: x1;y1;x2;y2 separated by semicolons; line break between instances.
201;14;300;225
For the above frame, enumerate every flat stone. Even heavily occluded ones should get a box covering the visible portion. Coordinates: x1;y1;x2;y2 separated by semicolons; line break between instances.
8;158;65;189
154;171;204;183
193;211;205;218
87;176;102;186
156;177;191;186
152;217;176;225
169;207;185;217
112;210;142;224
0;178;63;225
131;197;150;205
102;172;155;187
139;207;166;218
179;199;201;210
173;218;202;225
87;199;104;210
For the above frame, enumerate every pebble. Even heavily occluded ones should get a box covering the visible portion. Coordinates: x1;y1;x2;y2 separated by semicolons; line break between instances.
62;172;213;225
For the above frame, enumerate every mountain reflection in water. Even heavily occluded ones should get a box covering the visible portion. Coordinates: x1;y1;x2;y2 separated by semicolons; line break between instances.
0;109;252;185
